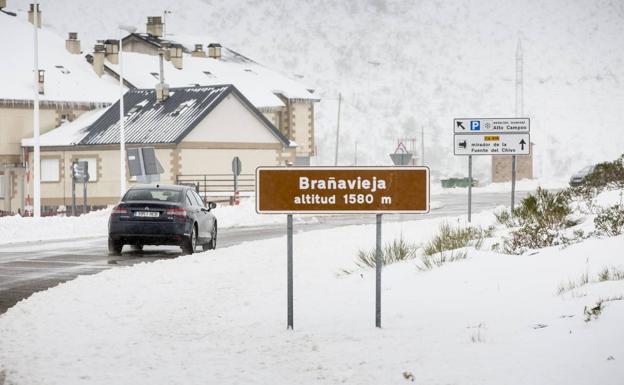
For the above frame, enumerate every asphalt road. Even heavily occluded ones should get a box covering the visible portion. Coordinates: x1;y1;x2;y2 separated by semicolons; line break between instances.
0;191;526;314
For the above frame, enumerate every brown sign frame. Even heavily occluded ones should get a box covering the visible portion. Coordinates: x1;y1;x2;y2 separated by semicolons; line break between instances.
256;166;430;214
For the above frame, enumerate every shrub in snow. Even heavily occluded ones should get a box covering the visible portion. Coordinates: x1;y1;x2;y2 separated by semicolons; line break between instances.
417;223;492;271
355;236;418;269
494;206;515;227
423;222;492;256
502;188;576;254
594;204;624;236
572;154;624;197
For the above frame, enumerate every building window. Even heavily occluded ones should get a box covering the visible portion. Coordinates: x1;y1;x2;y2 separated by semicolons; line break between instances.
0;173;5;198
41;158;60;182
77;158;98;182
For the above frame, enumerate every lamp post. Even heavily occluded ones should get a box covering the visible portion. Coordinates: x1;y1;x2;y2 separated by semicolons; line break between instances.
118;24;137;197
33;1;40;217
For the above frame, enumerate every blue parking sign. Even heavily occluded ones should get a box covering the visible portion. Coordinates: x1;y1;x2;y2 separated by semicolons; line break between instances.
470;121;480;131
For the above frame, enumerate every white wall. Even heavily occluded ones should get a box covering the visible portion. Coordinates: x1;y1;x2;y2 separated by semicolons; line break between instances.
183;94;281;144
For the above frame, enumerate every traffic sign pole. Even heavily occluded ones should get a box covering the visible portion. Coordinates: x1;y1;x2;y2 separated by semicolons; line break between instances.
71;167;76;217
286;214;294;330
83;180;87;215
468;155;472;223
375;213;382;328
511;155;517;212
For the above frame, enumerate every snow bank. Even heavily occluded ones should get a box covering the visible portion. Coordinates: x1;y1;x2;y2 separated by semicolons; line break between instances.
0;201;286;245
0;209;111;245
1;206;622;384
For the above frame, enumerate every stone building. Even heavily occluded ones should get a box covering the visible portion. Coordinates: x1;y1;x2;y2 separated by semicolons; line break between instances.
491;143;534;182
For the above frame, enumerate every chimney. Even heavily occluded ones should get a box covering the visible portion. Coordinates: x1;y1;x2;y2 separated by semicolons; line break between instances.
65;32;81;54
37;70;45;95
168;44;183;70
92;43;106;77
208;43;221;60
28;3;42;28
104;40;119;64
155;50;170;102
146;16;163;37
191;44;206;58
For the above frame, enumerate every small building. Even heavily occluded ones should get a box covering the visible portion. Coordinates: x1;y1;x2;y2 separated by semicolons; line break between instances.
22;85;295;209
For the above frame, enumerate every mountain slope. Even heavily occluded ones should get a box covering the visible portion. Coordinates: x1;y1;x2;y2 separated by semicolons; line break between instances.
7;0;624;181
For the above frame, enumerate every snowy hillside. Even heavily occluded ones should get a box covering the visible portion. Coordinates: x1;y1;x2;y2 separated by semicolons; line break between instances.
6;0;624;181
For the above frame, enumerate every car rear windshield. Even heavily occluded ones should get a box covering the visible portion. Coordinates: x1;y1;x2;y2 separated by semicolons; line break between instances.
124;189;182;202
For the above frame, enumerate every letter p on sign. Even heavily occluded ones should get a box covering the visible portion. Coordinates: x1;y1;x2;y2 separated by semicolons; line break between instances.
470;121;480;131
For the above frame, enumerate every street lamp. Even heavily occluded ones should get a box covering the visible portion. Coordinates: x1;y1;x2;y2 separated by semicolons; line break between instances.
32;1;40;217
118;24;137;197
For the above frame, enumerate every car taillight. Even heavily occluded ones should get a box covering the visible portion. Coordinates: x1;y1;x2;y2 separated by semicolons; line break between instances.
112;205;128;215
166;207;186;217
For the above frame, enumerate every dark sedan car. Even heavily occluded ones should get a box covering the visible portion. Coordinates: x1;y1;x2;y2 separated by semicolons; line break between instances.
108;184;217;255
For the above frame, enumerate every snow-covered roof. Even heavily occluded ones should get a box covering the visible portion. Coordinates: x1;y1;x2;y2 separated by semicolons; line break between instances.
0;12;120;104
22;85;292;147
21;109;107;147
103;33;318;108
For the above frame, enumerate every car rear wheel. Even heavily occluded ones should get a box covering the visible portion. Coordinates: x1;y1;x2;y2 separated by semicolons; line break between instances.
130;244;143;251
181;224;197;254
203;223;217;251
108;237;123;256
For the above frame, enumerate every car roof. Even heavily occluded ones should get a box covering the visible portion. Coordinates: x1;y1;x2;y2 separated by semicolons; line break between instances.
128;184;189;191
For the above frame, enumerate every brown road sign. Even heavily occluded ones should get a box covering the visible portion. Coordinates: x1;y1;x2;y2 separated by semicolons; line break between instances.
256;167;429;214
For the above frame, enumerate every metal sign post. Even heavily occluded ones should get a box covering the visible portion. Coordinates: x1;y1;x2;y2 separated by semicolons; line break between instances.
256;167;430;330
468;155;473;222
232;157;242;206
71;171;76;216
287;214;294;330
83;179;87;215
511;155;517;211
375;213;382;328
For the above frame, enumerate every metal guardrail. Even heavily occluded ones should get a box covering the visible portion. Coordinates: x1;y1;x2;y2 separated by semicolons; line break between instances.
176;174;255;198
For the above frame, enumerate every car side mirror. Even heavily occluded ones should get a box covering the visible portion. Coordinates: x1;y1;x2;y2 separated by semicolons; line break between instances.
208;202;217;210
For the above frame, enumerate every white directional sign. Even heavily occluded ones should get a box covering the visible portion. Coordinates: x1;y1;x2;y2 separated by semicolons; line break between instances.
454;118;530;134
454;133;530;156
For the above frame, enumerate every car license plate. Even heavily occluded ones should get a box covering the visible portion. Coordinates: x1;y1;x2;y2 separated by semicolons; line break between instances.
134;211;159;218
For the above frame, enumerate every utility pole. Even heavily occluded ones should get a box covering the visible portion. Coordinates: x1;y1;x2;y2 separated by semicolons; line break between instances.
334;92;342;166
119;27;126;197
118;25;136;197
33;1;40;217
512;39;524;211
420;126;425;166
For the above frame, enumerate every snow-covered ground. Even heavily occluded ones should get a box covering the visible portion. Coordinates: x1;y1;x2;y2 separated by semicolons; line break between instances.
1;191;622;384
